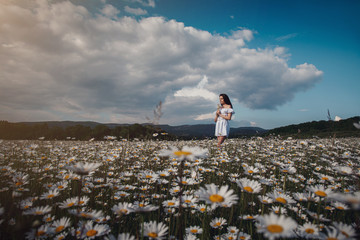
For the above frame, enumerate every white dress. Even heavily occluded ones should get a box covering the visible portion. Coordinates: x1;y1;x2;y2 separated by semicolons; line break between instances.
215;108;234;137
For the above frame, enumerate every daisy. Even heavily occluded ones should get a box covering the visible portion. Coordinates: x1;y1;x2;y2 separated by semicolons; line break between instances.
222;233;237;240
58;197;78;209
66;162;101;175
105;233;136;240
25;224;52;239
210;217;227;229
307;185;333;198
239;214;258;221
80;221;110;239
243;166;259;175
159;146;207;161
23;206;52;216
132;201;159;212
51;217;71;234
258;195;273;204
184;234;198;240
227;226;239;234
332;222;357;239
329;191;360;209
335;166;353;175
142;221;168;239
162;198;179;208
196;184;238;208
297;222;320;239
181;195;198;206
267;191;296;205
236;178;262;194
186;226;203;235
318;226;346;240
256;213;297;240
332;201;349;210
40;189;60;200
78;196;90;206
293;192;309;202
237;231;251;240
112;202;134;216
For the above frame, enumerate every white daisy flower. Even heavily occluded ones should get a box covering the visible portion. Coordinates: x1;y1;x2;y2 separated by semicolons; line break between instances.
196;183;238;208
142;221;168;239
256;213;297;240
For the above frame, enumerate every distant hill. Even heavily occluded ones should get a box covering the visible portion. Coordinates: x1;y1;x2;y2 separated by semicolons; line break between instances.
266;116;360;138
158;124;267;138
17;121;267;138
5;116;360;140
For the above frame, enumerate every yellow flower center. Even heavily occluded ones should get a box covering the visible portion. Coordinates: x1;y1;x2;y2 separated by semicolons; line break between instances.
120;209;128;214
67;202;74;207
248;170;253;174
16;182;22;186
240;237;246;240
185;200;191;203
148;232;158;238
341;231;349;238
244;186;254;193
168;202;175;206
47;194;55;198
174;151;192;156
267;224;284;233
315;190;327;197
305;228;315;234
36;230;46;236
275;197;287;204
327;238;338;240
145;175;152;178
209;194;224;203
322;177;329;180
56;226;64;233
86;229;97;237
190;229;198;233
200;208;206;212
215;222;221;226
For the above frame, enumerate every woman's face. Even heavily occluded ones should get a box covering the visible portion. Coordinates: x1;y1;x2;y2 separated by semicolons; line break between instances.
219;96;225;105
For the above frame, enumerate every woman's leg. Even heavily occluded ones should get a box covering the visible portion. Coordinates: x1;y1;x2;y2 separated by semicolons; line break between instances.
217;136;226;148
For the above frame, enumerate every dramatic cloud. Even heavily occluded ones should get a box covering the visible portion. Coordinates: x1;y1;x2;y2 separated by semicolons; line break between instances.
0;0;323;125
124;6;147;15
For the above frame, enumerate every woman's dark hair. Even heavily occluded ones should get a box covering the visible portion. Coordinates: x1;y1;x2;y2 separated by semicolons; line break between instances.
220;93;233;108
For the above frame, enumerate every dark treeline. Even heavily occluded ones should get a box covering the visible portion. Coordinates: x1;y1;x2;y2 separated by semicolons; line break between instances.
266;116;360;138
0;121;171;140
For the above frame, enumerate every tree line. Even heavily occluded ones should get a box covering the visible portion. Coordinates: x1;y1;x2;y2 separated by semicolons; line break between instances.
266;117;360;138
0;121;171;141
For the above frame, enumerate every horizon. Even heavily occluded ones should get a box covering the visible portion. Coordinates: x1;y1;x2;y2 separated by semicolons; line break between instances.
1;0;359;129
6;114;360;131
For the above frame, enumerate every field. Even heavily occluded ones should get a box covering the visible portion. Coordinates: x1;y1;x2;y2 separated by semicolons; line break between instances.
0;137;359;240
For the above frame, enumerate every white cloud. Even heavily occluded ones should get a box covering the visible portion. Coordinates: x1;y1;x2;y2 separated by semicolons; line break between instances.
101;4;120;18
276;33;298;42
0;1;323;125
124;6;147;15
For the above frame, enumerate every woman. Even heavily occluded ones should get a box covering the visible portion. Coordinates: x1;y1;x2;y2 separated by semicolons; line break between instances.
214;94;234;148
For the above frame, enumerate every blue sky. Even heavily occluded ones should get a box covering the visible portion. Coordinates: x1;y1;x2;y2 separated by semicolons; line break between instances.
0;0;359;129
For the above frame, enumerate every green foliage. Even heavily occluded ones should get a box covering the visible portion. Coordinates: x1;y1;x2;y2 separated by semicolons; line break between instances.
0;121;170;140
266;116;360;138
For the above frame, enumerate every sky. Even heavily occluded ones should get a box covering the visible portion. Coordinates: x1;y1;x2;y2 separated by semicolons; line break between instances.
0;0;359;129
